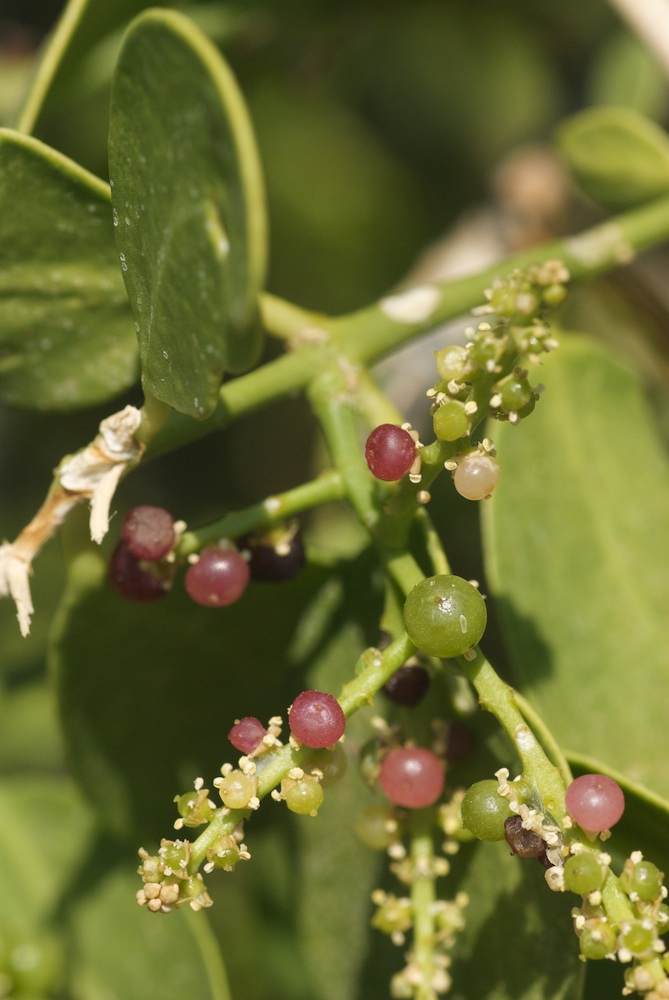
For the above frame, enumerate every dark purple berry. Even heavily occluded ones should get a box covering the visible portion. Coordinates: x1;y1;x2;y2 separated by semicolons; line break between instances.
382;664;430;706
108;539;171;602
241;522;306;583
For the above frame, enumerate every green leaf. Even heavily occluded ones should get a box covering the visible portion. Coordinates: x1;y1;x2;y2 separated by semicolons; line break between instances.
69;860;231;1000
13;0;152;135
50;543;381;841
483;335;669;796
0;777;95;933
556;106;669;209
449;839;584;1000
108;8;267;418
0;129;137;409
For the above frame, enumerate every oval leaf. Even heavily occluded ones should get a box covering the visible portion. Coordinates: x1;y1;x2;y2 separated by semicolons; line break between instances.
483;335;669;796
0;129;137;409
108;9;267;418
69;861;231;1000
556;106;669;209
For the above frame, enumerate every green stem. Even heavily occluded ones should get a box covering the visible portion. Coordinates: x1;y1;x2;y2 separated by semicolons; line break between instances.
456;647;567;819
339;635;415;716
600;868;636;928
145;195;669;464
409;810;438;1000
177;469;344;555
329;194;669;365
307;361;380;531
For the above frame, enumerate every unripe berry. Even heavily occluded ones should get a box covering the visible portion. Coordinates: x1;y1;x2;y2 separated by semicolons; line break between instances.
403;574;487;658
460;779;514;841
453;453;500;501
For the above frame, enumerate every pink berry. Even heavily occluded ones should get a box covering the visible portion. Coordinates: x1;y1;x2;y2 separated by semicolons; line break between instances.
121;504;175;560
184;547;250;607
378;747;444;809
565;774;625;832
365;424;416;481
228;717;267;754
289;690;346;748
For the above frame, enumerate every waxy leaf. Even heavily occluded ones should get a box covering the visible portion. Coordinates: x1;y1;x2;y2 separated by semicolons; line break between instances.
449;839;584;1000
0;129;137;409
69;861;231;1000
108;9;267;418
557;106;669;209
484;335;669;796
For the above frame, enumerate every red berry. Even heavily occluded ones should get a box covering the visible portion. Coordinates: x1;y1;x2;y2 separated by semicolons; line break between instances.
184;547;250;607
228;717;267;754
378;747;444;808
289;690;346;748
365;424;416;481
121;504;175;560
108;539;171;602
565;774;625;832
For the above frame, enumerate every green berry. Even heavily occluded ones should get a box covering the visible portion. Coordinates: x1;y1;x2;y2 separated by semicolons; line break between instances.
624;860;665;901
403;575;487;658
355;802;399;850
435;345;468;382
498;375;532;413
621;921;655;957
217;771;255;809
460;779;514;841
542;283;567;307
563;853;604;894
579;921;616;960
433;401;470;441
285;778;324;816
308;743;348;787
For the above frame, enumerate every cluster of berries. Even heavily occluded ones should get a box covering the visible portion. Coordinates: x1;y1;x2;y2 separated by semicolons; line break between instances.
108;504;305;605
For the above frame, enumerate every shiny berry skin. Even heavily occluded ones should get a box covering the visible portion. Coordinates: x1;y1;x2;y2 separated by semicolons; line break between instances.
378;746;444;808
184;547;250;607
433;401;469;442
460;779;514;841
228;717;267;754
289;690;346;748
108;540;171;601
453;453;500;500
623;860;665;901
285;779;324;816
565;774;625;832
382;664;430;706
563;853;604;894
121;504;175;560
403;574;487;658
365;424;416;481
